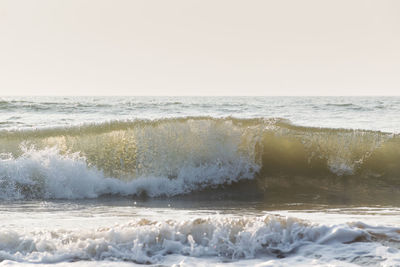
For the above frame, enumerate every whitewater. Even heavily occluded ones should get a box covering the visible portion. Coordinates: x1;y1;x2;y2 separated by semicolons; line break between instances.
0;96;400;266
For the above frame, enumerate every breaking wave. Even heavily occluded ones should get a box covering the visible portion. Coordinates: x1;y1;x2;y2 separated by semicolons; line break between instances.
0;117;399;200
0;215;399;264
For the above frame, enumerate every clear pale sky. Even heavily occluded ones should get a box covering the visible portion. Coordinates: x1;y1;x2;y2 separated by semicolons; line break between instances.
0;0;399;96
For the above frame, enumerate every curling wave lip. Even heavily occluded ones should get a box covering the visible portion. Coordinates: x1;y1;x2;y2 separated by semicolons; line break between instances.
0;117;399;202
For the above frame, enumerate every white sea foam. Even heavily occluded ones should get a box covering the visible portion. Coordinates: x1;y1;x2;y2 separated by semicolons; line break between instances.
0;215;399;266
0;145;258;200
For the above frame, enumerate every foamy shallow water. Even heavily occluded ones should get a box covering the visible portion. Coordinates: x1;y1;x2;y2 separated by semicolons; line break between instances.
1;200;400;266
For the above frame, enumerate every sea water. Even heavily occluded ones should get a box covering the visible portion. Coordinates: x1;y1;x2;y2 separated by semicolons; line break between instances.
0;96;399;266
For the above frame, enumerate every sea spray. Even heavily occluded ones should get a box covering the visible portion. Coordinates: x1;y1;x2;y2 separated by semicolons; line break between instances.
0;117;399;200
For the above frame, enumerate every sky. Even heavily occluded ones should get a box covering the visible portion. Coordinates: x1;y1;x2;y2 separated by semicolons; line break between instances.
0;0;399;96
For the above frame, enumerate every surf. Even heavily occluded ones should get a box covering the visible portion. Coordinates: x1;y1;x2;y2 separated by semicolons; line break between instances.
0;117;399;200
0;215;398;264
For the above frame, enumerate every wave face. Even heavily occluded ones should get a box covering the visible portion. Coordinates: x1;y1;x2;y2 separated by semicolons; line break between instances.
0;117;399;200
0;215;399;264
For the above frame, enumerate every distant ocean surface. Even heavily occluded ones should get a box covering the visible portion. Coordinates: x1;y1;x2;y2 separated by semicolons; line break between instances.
0;96;400;266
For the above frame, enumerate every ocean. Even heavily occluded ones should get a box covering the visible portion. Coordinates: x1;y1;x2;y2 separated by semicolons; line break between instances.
0;96;399;266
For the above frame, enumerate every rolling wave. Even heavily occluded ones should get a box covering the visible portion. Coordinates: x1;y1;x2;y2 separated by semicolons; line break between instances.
0;215;399;264
0;117;399;200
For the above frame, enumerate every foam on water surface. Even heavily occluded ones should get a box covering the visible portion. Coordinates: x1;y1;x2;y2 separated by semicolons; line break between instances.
0;198;399;266
0;213;399;266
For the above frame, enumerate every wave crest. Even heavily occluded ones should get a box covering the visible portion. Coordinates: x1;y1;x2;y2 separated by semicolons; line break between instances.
1;117;399;200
